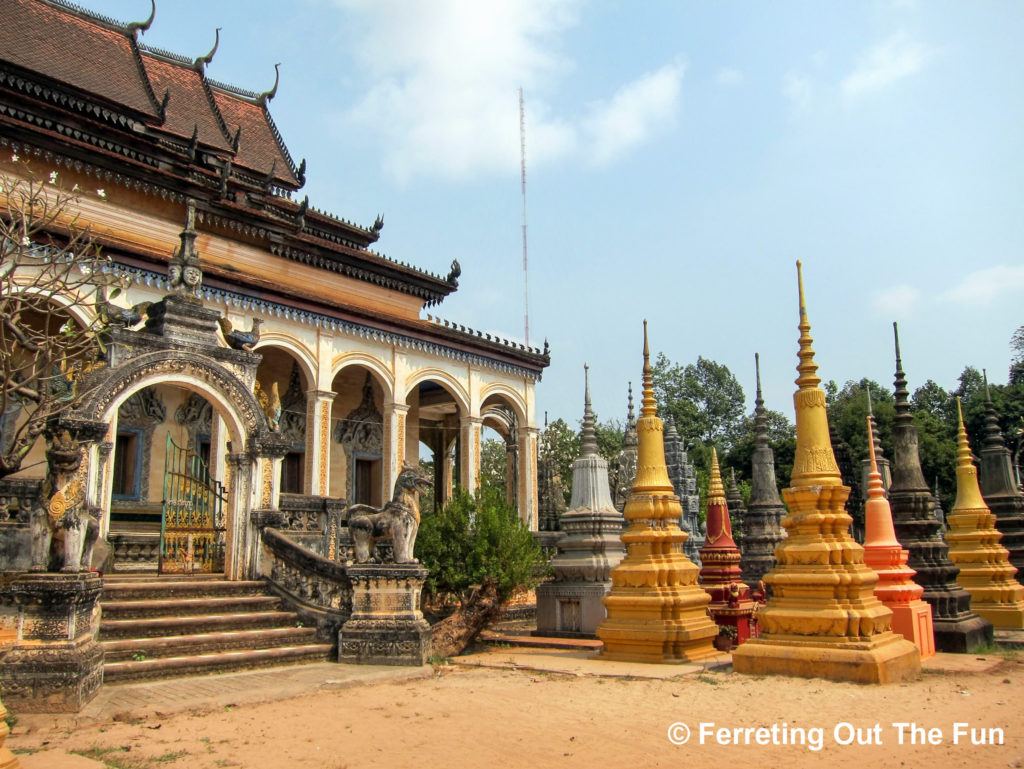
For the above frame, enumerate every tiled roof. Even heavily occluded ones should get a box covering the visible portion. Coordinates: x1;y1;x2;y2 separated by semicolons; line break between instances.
212;87;299;187
0;0;159;118
140;53;232;152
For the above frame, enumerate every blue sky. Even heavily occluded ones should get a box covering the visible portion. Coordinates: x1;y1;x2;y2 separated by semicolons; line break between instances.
83;0;1024;431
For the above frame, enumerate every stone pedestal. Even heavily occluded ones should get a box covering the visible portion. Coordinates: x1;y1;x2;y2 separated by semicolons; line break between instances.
339;564;430;666
536;582;610;638
0;573;104;713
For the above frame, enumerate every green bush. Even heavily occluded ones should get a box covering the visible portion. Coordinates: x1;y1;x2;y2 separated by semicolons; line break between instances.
416;486;546;604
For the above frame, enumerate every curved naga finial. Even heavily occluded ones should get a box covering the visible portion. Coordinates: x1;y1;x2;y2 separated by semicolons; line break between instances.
127;0;156;38
257;63;281;106
194;27;221;74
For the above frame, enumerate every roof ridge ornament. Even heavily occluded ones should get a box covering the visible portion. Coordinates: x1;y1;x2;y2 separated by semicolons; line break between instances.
126;0;156;39
194;27;221;74
257;63;281;107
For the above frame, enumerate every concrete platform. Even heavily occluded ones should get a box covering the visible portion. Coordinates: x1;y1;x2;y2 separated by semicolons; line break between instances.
480;630;602;651
453;645;732;679
995;628;1024;649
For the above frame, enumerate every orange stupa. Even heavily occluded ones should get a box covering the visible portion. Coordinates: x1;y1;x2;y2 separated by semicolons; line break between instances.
862;417;935;659
699;448;758;645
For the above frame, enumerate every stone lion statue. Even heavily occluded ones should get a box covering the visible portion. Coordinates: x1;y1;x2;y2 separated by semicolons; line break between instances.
347;463;431;564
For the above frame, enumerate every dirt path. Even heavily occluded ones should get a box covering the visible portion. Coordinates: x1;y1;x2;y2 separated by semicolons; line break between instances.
10;658;1024;769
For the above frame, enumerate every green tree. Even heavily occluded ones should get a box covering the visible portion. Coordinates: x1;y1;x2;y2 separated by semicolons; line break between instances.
478;437;508;496
416;486;547;604
651;353;746;462
825;378;896;464
726;407;797;490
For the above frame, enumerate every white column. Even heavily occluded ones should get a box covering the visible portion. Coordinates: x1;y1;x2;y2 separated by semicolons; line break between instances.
459;415;483;495
226;452;254;580
517;426;540;530
304;389;336;497
209;415;228;485
383;401;410;499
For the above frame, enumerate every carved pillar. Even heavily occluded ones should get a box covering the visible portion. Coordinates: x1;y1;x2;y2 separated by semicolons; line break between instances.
505;437;519;507
304;390;336;497
226;452;254;580
459;415;483;495
518;426;540;530
209;414;229;487
93;439;115;539
383;401;410;498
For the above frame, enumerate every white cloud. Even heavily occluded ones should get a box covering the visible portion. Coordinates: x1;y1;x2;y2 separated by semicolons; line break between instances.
872;284;920;316
581;60;686;167
715;67;743;86
841;33;931;98
939;265;1024;304
782;72;812;109
334;0;682;182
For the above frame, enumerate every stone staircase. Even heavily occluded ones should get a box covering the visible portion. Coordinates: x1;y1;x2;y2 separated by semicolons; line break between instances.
99;574;333;683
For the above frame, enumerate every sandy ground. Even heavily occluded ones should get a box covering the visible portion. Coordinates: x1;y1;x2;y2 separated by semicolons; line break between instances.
8;653;1024;769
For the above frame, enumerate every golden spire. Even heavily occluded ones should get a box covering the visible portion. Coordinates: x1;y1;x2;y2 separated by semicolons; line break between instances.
708;447;727;505
631;320;674;494
789;261;841;487
952;397;987;511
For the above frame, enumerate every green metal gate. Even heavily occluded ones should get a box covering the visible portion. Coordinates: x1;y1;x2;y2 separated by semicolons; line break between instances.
160;433;226;574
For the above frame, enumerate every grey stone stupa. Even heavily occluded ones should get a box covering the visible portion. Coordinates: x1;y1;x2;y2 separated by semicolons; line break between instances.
664;418;702;566
610;383;638;515
726;467;746;551
888;323;992;652
535;365;626;638
739;353;787;594
978;370;1024;573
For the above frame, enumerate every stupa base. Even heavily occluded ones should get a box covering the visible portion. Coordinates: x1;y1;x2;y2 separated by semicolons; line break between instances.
888;601;936;659
732;632;921;683
598;620;719;664
932;613;994;653
972;603;1024;630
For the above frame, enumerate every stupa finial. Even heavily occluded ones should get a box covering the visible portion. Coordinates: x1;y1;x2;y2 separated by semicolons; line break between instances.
953;397;987;511
580;363;599;457
794;261;820;392
790;261;840;487
866;416;885;501
641;319;657;419
893;322;911;420
709;448;726;505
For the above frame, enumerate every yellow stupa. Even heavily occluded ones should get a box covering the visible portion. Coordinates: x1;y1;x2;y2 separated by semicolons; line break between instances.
595;321;721;663
946;398;1024;628
732;261;920;683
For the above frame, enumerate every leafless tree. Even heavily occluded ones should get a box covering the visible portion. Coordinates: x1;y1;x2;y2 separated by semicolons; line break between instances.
0;157;123;479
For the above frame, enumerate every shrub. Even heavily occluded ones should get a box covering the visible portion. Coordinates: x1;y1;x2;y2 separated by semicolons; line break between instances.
416;486;546;604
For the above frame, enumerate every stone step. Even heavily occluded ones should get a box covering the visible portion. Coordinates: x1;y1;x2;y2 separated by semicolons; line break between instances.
102;626;320;661
104;573;225;582
101;595;282;620
99;610;298;640
103;644;334;684
102;579;266;601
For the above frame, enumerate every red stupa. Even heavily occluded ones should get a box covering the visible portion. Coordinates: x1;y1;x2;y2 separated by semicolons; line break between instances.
699;449;759;648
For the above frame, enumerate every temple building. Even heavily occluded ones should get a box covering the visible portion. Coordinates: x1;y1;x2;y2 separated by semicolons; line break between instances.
0;0;547;708
535;366;625;637
888;324;991;652
732;263;920;683
740;353;786;596
725;467;746;551
977;372;1024;574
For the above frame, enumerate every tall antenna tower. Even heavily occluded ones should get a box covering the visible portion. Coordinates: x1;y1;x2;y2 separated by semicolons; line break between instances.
519;87;530;346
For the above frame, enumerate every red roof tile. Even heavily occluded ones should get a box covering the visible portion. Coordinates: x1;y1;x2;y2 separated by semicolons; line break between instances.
0;0;159;118
212;88;298;186
141;53;232;152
